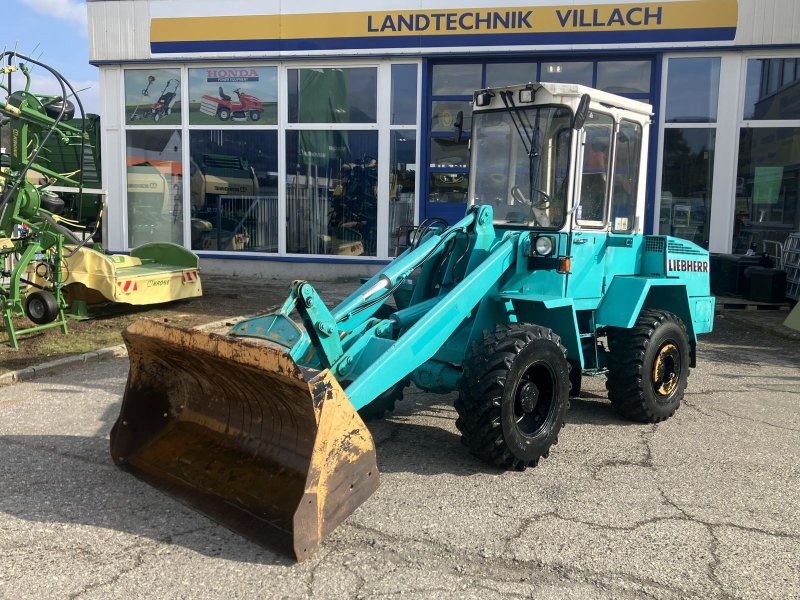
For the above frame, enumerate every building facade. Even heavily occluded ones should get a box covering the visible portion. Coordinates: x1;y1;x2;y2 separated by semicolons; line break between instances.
87;0;800;278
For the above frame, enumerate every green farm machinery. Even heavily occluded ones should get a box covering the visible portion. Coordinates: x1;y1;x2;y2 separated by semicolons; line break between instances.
0;51;94;348
111;83;714;561
1;53;202;348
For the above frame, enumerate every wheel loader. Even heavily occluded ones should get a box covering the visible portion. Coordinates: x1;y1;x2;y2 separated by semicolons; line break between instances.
111;82;714;561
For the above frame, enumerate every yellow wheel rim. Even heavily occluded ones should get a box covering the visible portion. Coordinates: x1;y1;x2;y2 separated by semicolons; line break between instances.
652;342;680;397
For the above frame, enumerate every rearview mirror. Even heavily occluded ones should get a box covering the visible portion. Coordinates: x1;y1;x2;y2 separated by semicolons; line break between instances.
573;94;591;130
454;110;464;143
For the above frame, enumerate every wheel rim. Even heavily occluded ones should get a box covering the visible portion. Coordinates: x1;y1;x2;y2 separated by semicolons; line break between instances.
652;341;681;397
513;362;556;436
29;298;45;320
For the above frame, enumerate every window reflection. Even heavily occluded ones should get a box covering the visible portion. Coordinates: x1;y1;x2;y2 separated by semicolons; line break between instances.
390;131;416;256
126;130;183;247
743;58;800;120
665;58;720;123
286;131;379;256
486;63;537;88
431;64;482;95
288;68;377;124
391;64;417;125
189;130;278;252
541;62;592;86
597;61;651;94
734;127;800;252
660;129;715;247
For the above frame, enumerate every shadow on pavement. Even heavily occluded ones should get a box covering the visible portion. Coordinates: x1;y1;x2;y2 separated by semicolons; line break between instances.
0;432;296;566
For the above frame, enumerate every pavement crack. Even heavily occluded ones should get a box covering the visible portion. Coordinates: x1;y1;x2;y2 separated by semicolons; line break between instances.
682;399;800;432
591;423;657;480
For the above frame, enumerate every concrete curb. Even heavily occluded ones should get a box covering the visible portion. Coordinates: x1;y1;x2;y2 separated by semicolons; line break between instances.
0;344;128;387
0;314;252;388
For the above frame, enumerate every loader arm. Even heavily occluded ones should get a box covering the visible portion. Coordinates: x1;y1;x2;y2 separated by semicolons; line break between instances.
341;232;518;409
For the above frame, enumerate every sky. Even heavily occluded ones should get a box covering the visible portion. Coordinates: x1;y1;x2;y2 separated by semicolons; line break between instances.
4;0;100;115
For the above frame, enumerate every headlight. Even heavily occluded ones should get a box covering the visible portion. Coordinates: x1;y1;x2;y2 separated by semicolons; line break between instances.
534;236;554;256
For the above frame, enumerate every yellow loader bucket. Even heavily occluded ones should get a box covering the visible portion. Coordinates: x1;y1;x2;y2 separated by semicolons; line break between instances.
110;319;379;562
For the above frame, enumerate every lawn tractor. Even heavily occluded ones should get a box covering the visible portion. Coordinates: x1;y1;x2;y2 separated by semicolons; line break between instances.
1;54;202;347
199;87;264;121
111;83;714;561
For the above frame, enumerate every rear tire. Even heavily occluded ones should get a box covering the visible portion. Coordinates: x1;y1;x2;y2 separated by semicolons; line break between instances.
25;290;60;325
606;309;690;423
455;323;570;471
568;361;582;398
358;379;409;422
218;108;231;121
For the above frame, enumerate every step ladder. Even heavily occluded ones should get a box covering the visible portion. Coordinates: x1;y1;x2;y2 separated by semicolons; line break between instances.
784;234;800;301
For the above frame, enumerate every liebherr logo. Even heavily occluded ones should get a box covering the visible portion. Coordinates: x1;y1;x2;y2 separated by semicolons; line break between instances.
667;259;709;273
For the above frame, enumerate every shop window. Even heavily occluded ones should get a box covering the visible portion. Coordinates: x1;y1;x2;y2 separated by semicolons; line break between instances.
389;131;416;256
744;58;800;120
124;68;181;126
541;62;592;86
288;68;377;124
188;67;277;125
659;129;715;247
485;63;537;88
286;130;379;256
665;58;720;123
733;127;800;252
577;111;614;226
597;61;651;95
125;130;184;247
431;64;482;96
611;121;642;233
391;64;417;125
430;138;469;170
189;130;278;253
431;101;472;133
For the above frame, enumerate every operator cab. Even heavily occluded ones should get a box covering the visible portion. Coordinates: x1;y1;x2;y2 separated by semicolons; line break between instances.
468;82;652;235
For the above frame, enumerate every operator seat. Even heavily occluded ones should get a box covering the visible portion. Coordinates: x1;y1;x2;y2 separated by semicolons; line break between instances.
219;87;231;102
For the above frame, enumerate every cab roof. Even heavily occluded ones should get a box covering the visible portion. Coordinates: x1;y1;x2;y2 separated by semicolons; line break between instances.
474;82;653;118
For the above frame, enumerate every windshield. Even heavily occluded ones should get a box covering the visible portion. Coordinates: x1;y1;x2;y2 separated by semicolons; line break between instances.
469;106;573;228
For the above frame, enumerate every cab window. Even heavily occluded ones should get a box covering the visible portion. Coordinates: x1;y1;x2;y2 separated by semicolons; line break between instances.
610;120;642;233
577;111;614;227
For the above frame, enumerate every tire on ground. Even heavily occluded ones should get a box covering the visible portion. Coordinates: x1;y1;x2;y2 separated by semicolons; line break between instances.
605;308;691;423
455;323;570;471
358;378;409;422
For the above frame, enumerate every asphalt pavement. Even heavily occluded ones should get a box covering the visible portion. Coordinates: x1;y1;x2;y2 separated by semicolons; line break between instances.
0;315;798;599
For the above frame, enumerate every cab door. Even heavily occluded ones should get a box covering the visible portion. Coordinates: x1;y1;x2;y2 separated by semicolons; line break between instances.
566;110;615;302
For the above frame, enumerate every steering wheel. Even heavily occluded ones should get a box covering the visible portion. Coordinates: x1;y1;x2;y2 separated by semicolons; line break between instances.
511;185;551;208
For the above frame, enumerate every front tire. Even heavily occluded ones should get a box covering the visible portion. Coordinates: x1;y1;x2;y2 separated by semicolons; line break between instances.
606;309;690;423
25;290;60;325
455;324;570;471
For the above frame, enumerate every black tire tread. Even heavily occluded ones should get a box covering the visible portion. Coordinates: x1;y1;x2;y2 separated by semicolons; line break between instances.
605;309;690;423
455;323;569;471
358;378;409;422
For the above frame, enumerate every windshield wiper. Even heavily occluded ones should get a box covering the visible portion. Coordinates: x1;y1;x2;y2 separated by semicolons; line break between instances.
499;92;546;220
